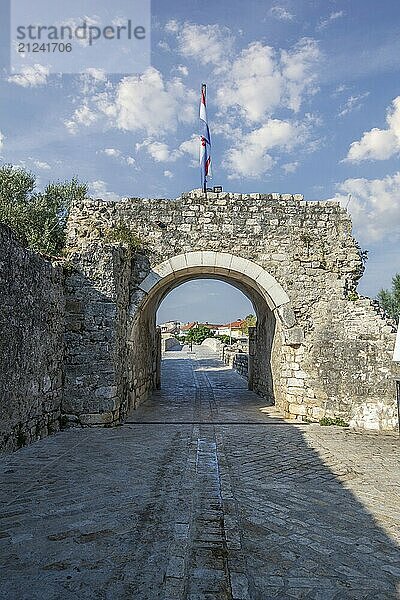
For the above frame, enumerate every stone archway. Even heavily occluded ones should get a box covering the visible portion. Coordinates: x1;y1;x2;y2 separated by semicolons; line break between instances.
126;252;301;415
63;191;399;431
139;252;292;314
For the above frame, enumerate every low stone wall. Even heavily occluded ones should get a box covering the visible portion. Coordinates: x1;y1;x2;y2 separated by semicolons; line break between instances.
0;225;64;453
223;348;249;379
162;337;180;351
299;297;400;430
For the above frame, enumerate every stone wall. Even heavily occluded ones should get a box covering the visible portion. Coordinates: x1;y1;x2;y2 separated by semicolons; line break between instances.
223;349;249;379
3;188;397;453
301;298;399;429
0;225;64;453
162;337;180;351
64;190;400;431
63;243;157;426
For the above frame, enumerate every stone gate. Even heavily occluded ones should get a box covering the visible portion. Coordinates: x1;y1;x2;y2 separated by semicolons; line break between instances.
63;190;399;431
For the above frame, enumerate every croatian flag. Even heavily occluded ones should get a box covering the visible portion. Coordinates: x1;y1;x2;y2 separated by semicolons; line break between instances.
199;84;212;191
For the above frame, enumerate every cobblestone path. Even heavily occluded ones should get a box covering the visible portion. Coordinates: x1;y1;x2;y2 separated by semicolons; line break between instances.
0;347;399;599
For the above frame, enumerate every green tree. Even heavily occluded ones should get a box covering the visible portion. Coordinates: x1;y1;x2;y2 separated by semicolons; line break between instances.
215;334;232;345
0;164;87;255
186;325;215;345
377;274;400;323
241;314;257;334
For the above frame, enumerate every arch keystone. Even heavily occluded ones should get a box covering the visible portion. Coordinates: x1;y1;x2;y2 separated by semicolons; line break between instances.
185;251;203;267
202;251;218;271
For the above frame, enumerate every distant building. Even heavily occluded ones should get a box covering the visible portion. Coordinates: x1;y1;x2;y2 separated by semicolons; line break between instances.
180;321;222;335
158;320;181;338
179;319;248;341
216;319;247;339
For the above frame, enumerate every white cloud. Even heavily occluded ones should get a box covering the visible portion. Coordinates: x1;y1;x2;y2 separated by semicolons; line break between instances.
65;104;99;134
165;21;233;65
282;161;299;173
164;170;173;178
8;64;49;87
103;148;121;157
101;148;136;166
33;160;51;170
177;135;200;168
85;68;107;82
158;40;171;52
136;140;178;162
317;11;344;31
174;65;189;77
136;135;199;166
223;119;303;178
281;38;321;112
332;84;348;96
327;172;400;242
165;19;179;33
89;180;121;202
65;67;196;137
78;69;110;97
346;96;400;161
269;6;294;21
112;67;196;135
57;15;101;47
178;135;199;160
217;38;320;122
338;92;369;117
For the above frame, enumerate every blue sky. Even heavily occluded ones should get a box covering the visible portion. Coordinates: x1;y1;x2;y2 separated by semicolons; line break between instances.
1;0;400;324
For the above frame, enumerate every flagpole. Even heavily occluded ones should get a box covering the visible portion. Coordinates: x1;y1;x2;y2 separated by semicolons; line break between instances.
202;83;207;194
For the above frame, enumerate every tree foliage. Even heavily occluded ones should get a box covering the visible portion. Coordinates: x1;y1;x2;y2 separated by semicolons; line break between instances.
0;164;87;256
377;274;400;323
185;325;215;345
241;314;257;334
215;334;232;345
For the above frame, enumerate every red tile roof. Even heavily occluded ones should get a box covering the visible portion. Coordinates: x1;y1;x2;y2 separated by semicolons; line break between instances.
180;322;223;331
218;319;245;329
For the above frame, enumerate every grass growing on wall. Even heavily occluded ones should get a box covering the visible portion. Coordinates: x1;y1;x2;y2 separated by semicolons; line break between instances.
105;222;146;252
319;417;349;427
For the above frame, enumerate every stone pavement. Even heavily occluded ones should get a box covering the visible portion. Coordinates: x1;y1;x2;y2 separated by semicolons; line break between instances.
0;346;399;599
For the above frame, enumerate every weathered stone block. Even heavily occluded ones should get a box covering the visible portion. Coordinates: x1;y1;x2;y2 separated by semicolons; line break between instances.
284;327;305;346
80;412;114;426
95;386;117;399
288;403;307;415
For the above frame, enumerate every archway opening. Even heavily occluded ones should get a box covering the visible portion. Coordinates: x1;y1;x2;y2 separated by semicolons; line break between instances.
125;252;291;414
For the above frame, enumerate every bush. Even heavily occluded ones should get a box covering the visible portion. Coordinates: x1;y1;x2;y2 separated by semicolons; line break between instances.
319;416;349;427
347;291;359;301
215;334;232;345
0;164;87;255
377;274;400;322
105;222;144;251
